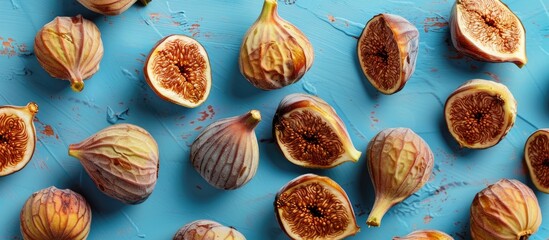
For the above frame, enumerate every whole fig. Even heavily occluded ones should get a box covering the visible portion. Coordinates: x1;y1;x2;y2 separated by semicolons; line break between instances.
394;230;454;240
78;0;151;15
173;220;246;240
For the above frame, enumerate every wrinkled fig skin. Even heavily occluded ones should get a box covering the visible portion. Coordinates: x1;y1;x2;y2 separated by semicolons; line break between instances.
273;93;362;169
173;220;246;240
450;0;527;67
393;230;454;240
68;124;159;204
20;186;91;240
239;0;314;90
78;0;151;15
0;102;38;177
524;129;549;193
366;128;434;227
274;174;360;240
34;15;104;92
357;14;419;94
191;110;260;190
470;179;542;240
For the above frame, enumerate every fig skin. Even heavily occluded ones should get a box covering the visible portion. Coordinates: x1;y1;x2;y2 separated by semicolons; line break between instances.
450;0;527;67
357;13;419;94
524;129;549;193
366;128;434;227
274;174;360;240
393;230;454;240
173;220;246;240
20;186;92;240
470;179;541;240
77;0;151;15
0;102;39;177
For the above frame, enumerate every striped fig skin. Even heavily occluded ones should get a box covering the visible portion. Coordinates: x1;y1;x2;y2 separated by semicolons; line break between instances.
191;110;260;190
68;124;159;204
77;0;137;15
34;15;103;92
20;186;91;240
393;230;454;240
173;220;246;240
239;0;314;90
366;128;434;227
470;179;541;240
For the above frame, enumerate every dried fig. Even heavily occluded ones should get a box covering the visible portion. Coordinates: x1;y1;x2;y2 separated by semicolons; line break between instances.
470;179;541;240
357;14;419;94
68;123;159;204
144;35;211;108
274;174;359;239
0;102;38;176
78;0;151;15
272;93;361;169
20;186;91;240
366;128;434;227
444;79;517;149
34;15;104;92
191;110;260;190
394;230;454;240
173;220;246;240
239;0;314;90
524;129;549;193
450;0;527;67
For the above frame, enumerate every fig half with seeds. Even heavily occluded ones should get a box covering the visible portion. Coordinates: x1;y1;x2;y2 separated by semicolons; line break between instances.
173;220;246;240
0;102;38;176
272;93;361;169
450;0;527;67
144;35;211;108
444;79;517;149
357;13;419;94
524;129;549;193
275;174;359;240
394;230;454;240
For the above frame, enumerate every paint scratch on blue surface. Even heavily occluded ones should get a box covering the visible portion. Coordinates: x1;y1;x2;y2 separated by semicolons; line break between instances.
166;1;188;30
106;106;129;124
10;0;20;9
122;211;146;238
301;80;317;95
295;4;363;38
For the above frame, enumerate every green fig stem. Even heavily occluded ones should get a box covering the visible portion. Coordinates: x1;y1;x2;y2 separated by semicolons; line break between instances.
366;197;393;227
243;110;261;129
258;0;278;22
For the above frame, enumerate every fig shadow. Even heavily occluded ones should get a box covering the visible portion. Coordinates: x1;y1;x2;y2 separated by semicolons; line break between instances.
357;158;375;222
227;65;265;100
441;30;489;75
20;57;70;95
180;159;225;203
74;169;128;217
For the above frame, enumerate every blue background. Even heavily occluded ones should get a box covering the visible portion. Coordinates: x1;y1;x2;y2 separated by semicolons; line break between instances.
1;0;548;239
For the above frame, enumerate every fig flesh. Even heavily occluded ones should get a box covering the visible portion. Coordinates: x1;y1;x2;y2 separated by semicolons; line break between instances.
470;179;541;240
366;128;434;227
0;102;38;176
357;13;419;94
274;174;359;240
450;0;526;67
394;230;454;240
524;129;549;193
272;93;361;169
444;79;517;149
144;35;211;108
173;220;246;240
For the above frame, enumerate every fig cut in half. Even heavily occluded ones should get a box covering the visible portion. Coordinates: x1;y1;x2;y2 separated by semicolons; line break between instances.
275;174;359;240
450;0;527;67
357;14;419;94
0;102;38;176
444;79;516;149
524;129;549;193
144;35;211;108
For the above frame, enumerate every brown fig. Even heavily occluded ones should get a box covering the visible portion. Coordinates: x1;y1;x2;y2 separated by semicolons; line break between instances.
357;13;419;94
173;220;246;240
450;0;527;67
524;129;549;193
470;179;541;240
274;173;359;240
0;102;38;176
394;230;454;240
144;35;212;108
366;128;434;227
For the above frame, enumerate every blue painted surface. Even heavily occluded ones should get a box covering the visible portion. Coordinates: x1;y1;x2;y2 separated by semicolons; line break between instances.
0;0;548;239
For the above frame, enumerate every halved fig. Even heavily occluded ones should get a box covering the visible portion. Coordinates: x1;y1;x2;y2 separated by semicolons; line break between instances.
524;129;549;193
444;79;516;149
0;102;38;176
357;13;419;94
450;0;527;67
272;93;362;169
274;174;359;239
144;35;211;108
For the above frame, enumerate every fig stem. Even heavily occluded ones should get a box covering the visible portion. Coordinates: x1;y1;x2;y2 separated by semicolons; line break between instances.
68;144;80;158
258;0;278;22
366;197;393;227
25;102;39;115
348;148;362;162
243;110;261;129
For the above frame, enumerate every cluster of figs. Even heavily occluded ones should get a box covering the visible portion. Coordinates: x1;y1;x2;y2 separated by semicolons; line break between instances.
0;0;546;239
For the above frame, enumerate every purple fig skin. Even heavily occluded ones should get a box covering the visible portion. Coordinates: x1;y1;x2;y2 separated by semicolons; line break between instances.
366;128;434;227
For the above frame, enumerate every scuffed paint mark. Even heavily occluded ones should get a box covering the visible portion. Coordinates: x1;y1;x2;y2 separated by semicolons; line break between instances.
295;5;363;38
41;125;55;137
302;80;317;95
483;72;501;82
370;103;379;128
197;105;215;122
194;126;203;131
10;0;20;9
327;15;336;22
391;182;470;216
121;211;146;238
167;1;188;29
0;37;29;57
68;97;102;110
106;106;129;124
423;16;448;33
280;0;297;5
423;215;433;224
189;23;200;37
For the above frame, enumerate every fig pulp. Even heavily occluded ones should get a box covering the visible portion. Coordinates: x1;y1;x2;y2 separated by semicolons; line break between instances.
524;129;549;193
357;14;419;94
444;79;517;149
274;174;359;239
173;220;246;240
0;102;38;176
144;35;211;108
